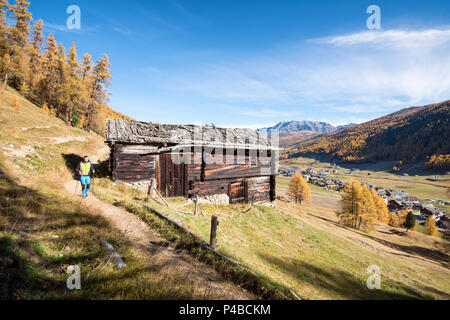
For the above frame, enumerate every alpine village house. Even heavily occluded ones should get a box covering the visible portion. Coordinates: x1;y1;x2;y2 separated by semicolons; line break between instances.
105;119;279;204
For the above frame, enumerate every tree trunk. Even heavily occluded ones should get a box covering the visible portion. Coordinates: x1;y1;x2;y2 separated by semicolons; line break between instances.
2;72;8;92
65;102;73;126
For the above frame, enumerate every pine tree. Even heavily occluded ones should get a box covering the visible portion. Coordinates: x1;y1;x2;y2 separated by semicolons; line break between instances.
424;216;438;237
85;54;112;131
288;173;311;204
405;211;416;232
370;188;389;223
337;181;363;229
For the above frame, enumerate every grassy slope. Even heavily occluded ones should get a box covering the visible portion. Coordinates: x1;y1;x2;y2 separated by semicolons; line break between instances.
3;87;449;300
94;177;450;300
0;87;227;299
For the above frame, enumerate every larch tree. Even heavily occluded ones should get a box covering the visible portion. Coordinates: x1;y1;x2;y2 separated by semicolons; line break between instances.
288;173;311;204
424;216;438;237
27;18;43;96
359;185;378;232
78;53;94;127
55;42;68;116
40;33;59;111
63;42;83;126
370;188;389;224
9;0;32;88
337;181;363;229
388;212;400;228
85;54;112;132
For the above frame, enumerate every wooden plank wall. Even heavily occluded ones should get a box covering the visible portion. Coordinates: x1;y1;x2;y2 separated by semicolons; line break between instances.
111;145;157;182
110;146;275;203
184;152;274;203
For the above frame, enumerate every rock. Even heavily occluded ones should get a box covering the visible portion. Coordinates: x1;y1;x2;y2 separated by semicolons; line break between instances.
198;194;230;205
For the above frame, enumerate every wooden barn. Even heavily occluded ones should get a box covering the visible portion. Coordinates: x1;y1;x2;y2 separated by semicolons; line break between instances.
105;119;279;204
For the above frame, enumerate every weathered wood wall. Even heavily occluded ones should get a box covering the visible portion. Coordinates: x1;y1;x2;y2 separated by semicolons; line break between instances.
110;145;157;182
184;152;275;203
110;144;275;203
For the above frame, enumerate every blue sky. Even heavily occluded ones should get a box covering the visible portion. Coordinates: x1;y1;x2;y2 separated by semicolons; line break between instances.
28;0;450;128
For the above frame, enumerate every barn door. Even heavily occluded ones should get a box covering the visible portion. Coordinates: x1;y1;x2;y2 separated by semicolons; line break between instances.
229;181;246;204
158;153;187;197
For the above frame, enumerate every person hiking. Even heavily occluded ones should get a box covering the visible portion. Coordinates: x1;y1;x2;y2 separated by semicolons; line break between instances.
76;156;95;198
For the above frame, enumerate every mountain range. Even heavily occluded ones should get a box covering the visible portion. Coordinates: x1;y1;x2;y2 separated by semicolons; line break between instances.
283;100;450;170
258;121;338;134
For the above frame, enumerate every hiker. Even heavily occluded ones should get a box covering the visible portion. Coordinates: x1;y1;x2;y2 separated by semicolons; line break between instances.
76;156;95;198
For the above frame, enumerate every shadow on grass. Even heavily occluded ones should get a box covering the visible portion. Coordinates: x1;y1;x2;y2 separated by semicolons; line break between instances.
0;166;144;299
62;153;110;180
257;252;447;300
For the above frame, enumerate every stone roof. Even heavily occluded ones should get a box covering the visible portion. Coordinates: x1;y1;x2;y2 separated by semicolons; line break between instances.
106;119;278;150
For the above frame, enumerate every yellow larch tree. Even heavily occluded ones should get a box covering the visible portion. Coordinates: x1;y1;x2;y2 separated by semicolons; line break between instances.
288;173;311;204
424;216;438;237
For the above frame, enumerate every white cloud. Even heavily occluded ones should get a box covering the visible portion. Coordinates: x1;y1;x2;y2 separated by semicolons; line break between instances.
113;26;132;36
142;27;450;123
43;21;98;34
312;28;450;50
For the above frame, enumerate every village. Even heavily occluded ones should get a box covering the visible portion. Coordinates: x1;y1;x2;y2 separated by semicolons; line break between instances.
278;166;450;232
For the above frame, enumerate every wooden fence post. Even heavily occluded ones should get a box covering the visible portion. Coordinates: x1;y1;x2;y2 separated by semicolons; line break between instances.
210;215;219;249
194;195;199;216
148;178;156;197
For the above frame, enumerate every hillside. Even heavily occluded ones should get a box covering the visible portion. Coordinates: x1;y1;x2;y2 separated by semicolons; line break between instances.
285;101;450;169
0;87;253;300
1;87;449;300
278;131;320;148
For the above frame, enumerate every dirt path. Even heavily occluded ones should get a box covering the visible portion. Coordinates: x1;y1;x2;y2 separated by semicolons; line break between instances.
63;177;254;300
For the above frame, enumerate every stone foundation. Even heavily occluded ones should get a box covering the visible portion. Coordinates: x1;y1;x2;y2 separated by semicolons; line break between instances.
197;194;230;205
124;180;152;193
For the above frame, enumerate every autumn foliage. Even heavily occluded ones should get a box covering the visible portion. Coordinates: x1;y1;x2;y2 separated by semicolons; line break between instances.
286;101;450;171
337;181;381;233
288;174;311;204
424;216;438;237
0;1;132;136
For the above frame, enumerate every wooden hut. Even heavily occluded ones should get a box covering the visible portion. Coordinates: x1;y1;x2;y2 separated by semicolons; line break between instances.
105;119;279;204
